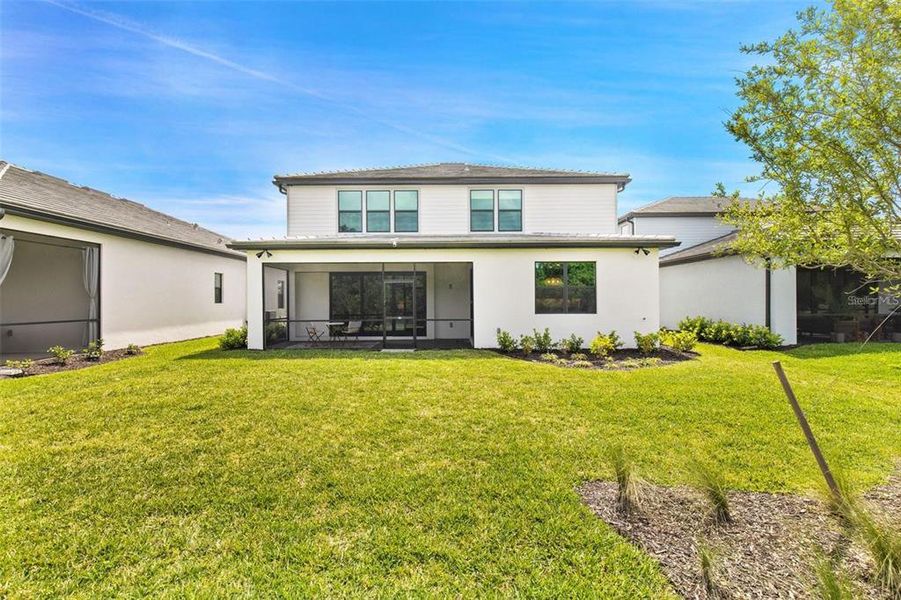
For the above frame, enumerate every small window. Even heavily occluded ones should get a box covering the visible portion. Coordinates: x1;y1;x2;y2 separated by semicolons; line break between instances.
498;189;522;231
535;262;596;314
394;190;419;232
470;190;494;231
214;272;223;304
366;191;390;232
338;191;363;232
277;280;285;309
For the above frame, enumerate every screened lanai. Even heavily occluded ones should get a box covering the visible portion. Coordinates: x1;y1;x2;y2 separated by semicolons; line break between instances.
262;262;473;350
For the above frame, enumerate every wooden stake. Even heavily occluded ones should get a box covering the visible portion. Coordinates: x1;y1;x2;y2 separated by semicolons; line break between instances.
772;361;839;496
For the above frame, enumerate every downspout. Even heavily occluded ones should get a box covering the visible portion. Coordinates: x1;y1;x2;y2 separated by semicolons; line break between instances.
765;258;772;329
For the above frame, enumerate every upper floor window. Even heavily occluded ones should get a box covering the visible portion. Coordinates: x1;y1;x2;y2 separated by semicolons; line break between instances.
338;191;363;232
470;190;494;232
394;191;419;232
366;191;390;232
498;190;522;231
534;262;596;314
214;272;223;304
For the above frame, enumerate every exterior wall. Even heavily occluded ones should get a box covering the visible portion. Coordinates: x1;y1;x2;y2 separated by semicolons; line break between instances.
0;214;246;350
243;246;660;350
286;183;619;237
659;255;797;344
628;215;735;256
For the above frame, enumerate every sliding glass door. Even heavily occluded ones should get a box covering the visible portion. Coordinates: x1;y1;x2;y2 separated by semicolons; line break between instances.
329;271;426;337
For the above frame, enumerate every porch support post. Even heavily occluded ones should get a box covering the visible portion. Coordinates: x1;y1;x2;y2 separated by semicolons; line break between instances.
381;262;386;348
412;262;417;349
247;253;264;350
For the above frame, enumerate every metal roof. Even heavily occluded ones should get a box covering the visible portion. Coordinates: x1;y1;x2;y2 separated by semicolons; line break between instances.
618;196;759;223
658;231;738;266
0;161;243;259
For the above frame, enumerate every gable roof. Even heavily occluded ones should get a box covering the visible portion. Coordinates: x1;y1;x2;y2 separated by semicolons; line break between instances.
0;161;243;259
274;162;631;187
618;196;758;223
659;231;739;266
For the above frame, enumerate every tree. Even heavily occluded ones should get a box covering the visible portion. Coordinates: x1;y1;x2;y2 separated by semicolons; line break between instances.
718;0;900;289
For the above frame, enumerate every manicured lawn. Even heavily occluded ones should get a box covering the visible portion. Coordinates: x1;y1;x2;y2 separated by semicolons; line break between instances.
1;340;899;597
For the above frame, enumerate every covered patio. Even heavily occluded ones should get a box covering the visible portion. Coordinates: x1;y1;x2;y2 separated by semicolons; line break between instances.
261;261;473;350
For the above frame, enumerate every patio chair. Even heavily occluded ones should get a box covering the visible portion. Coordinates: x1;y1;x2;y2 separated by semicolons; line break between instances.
305;324;324;342
343;320;362;341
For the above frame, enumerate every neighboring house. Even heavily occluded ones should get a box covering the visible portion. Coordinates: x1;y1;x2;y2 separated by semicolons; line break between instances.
628;196;899;345
0;161;246;358
228;163;678;350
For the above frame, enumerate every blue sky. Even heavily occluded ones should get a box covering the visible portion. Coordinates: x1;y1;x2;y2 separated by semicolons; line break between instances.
1;0;815;239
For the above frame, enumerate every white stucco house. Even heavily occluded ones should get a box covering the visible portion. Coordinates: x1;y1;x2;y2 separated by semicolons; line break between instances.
623;196;900;345
229;163;678;350
0;161;247;358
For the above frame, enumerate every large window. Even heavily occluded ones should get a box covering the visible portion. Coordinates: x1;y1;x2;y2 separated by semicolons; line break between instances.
394;191;419;232
338;191;363;232
535;262;596;313
498;190;522;231
366;191;390;232
470;190;494;231
214;272;223;304
329;272;426;336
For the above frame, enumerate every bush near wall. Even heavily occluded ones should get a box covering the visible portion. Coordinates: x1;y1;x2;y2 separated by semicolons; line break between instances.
678;316;783;349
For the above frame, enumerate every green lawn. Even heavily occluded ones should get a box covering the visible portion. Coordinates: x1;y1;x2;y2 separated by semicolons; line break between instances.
1;340;899;597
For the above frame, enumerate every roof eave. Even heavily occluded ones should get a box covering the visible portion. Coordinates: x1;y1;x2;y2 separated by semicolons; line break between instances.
228;236;678;251
273;174;632;187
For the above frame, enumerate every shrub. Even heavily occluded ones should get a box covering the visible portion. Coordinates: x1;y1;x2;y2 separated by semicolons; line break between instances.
496;330;517;352
659;329;698;352
532;328;554;353
608;445;642;514
519;334;536;355
220;326;248;350
539;353;557;362
589;331;622;358
571;352;588;361
691;459;732;525
125;343;141;355
5;359;34;376
559;333;584;354
47;345;74;364
570;360;593;368
83;339;104;361
747;325;783;349
678;316;783;349
703;320;733;344
634;331;659;355
678;315;712;336
265;322;287;345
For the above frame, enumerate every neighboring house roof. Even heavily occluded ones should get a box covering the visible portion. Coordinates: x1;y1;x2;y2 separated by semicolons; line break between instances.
228;233;678;251
0;161;243;259
618;196;758;223
273;162;631;188
659;231;739;266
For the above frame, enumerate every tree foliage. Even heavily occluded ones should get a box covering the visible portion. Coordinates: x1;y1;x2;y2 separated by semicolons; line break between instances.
720;0;900;285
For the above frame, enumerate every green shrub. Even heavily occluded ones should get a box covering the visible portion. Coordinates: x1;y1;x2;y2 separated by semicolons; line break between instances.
678;316;712;336
634;331;659;354
5;359;34;376
703;320;733;344
678;316;783;349
220;326;248;350
532;328;554;353
83;339;104;361
659;329;698;352
519;334;535;355
47;345;74;364
559;333;584;354
589;331;622;358
496;330;518;352
571;352;588;361
265;322;287;344
125;343;141;355
539;353;557;362
570;360;594;368
747;325;783;349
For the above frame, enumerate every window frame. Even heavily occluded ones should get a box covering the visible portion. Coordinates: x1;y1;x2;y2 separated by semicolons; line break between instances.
393;190;419;233
469;189;495;232
337;190;364;233
214;272;223;304
365;190;391;233
497;189;523;232
534;261;596;314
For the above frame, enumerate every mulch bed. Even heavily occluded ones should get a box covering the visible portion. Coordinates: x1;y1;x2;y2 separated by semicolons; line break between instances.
498;347;696;370
579;469;900;599
1;349;140;379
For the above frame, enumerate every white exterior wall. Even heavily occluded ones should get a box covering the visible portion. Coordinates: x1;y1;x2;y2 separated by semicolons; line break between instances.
244;246;659;350
627;215;735;256
286;183;619;236
659;255;797;345
0;214;246;350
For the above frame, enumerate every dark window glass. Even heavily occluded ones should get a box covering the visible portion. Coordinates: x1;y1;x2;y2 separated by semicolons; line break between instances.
277;280;285;309
214;272;223;304
338;191;363;232
366;191;390;232
470;190;494;231
498;190;522;231
329;272;427;336
394;191;419;232
535;262;595;313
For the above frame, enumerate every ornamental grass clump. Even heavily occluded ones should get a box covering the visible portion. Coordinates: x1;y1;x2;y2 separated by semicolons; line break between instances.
691;460;732;525
607;445;642;515
853;509;901;597
698;541;724;599
813;554;855;600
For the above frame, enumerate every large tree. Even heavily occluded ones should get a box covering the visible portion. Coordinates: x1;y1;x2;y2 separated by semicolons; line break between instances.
719;0;900;287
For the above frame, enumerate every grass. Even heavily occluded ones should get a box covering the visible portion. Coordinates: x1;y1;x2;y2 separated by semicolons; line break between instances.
690;459;732;525
0;340;899;597
608;444;642;514
813;554;855;600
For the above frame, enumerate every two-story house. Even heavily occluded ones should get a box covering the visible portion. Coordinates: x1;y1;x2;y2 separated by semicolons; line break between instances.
229;163;678;350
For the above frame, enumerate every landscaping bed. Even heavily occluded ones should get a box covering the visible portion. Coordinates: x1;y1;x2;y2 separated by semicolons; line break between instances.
579;470;900;599
497;346;696;370
1;348;140;378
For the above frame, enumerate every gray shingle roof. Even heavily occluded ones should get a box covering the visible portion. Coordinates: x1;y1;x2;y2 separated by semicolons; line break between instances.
659;231;738;266
0;161;242;259
618;196;759;223
274;162;631;187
